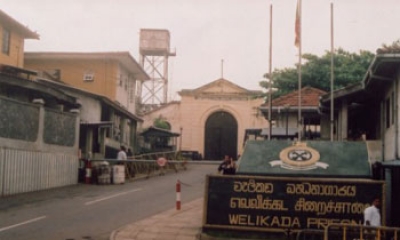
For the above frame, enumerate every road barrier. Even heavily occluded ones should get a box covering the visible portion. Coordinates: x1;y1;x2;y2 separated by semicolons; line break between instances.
85;161;92;184
176;180;181;210
82;150;221;184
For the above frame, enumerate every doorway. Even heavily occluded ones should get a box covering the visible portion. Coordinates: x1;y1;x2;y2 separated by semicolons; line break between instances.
204;111;237;160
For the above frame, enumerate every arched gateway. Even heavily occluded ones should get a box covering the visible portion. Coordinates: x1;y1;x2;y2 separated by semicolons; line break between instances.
204;111;238;160
141;78;266;160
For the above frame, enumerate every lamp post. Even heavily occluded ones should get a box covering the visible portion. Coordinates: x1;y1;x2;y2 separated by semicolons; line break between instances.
268;3;273;141
283;104;290;138
179;127;183;151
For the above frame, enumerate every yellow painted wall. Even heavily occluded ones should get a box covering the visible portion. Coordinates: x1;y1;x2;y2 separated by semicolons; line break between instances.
25;59;119;100
142;90;267;157
0;25;25;68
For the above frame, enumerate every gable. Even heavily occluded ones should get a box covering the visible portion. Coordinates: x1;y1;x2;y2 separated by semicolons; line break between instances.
179;78;262;97
0;10;39;39
199;78;249;94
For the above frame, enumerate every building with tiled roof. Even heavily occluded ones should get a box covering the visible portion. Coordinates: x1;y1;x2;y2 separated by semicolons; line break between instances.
259;86;328;140
271;86;326;107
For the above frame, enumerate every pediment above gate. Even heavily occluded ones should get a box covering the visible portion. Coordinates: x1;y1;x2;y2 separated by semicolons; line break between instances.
179;78;262;99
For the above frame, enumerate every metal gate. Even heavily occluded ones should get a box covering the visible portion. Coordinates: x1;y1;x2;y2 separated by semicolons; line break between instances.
324;223;400;240
0;147;79;196
204;111;238;160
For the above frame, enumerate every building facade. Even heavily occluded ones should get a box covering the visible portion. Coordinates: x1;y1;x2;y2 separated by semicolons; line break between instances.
24;52;151;159
320;51;400;227
141;78;267;160
24;51;149;115
35;78;143;159
0;10;39;68
0;72;81;196
0;10;83;196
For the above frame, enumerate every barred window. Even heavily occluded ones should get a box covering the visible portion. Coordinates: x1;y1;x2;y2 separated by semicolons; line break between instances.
2;28;10;55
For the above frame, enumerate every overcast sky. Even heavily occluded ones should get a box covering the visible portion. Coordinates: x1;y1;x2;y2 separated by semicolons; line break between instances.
2;0;400;100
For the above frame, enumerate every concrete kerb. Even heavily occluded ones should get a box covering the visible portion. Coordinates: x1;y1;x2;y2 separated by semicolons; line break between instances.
109;198;204;240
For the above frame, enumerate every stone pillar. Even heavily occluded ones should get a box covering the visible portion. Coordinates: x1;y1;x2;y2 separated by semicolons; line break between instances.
70;109;80;150
32;98;45;147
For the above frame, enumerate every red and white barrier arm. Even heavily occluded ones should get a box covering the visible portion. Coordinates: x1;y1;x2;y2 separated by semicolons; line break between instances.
176;180;181;210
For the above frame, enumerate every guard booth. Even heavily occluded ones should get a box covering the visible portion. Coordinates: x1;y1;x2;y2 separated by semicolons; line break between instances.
202;140;386;240
139;126;180;153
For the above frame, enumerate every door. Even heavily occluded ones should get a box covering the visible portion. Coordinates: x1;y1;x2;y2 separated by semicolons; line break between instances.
204;111;237;160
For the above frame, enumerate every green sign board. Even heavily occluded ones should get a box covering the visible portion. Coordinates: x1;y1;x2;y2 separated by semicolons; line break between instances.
238;140;371;178
203;175;385;232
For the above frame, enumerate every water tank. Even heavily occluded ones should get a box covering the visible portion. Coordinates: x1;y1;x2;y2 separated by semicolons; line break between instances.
139;29;170;56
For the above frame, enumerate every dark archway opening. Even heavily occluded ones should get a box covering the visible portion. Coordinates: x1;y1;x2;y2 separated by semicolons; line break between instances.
204;111;238;160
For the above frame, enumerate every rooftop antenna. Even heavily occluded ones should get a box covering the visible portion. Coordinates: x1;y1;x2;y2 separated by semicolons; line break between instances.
221;59;224;78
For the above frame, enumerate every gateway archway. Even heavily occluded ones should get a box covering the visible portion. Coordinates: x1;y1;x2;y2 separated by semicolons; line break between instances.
204;111;238;160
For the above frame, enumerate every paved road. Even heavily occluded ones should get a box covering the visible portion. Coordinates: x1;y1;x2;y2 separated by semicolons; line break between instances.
0;164;217;240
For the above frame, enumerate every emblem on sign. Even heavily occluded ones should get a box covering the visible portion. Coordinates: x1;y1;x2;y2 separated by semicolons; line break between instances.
270;142;328;170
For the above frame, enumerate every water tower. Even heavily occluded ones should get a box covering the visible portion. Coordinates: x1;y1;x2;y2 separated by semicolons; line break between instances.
139;29;176;111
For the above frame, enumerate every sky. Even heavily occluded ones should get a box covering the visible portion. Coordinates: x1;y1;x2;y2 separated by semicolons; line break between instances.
2;0;400;101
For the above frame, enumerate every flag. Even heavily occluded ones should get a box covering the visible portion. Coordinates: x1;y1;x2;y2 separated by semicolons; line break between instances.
294;0;301;47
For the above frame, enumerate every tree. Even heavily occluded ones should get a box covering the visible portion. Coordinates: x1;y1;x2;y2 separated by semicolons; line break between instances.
260;48;375;98
153;116;171;130
377;39;400;54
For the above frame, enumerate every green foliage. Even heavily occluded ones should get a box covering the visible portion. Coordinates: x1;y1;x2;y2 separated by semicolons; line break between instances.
378;39;400;54
153;116;171;130
260;48;375;98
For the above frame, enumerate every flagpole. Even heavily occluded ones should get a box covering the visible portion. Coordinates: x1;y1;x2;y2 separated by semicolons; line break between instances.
330;2;335;142
268;3;273;141
296;0;302;141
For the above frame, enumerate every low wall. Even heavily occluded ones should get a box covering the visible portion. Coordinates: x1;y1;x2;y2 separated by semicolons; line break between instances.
0;96;80;196
0;147;79;196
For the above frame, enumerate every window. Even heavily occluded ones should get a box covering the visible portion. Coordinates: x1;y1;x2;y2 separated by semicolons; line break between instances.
386;97;391;129
119;74;123;87
83;71;94;81
113;115;121;141
129;79;135;104
124;121;130;144
392;92;395;125
118;74;130;91
2;28;10;55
